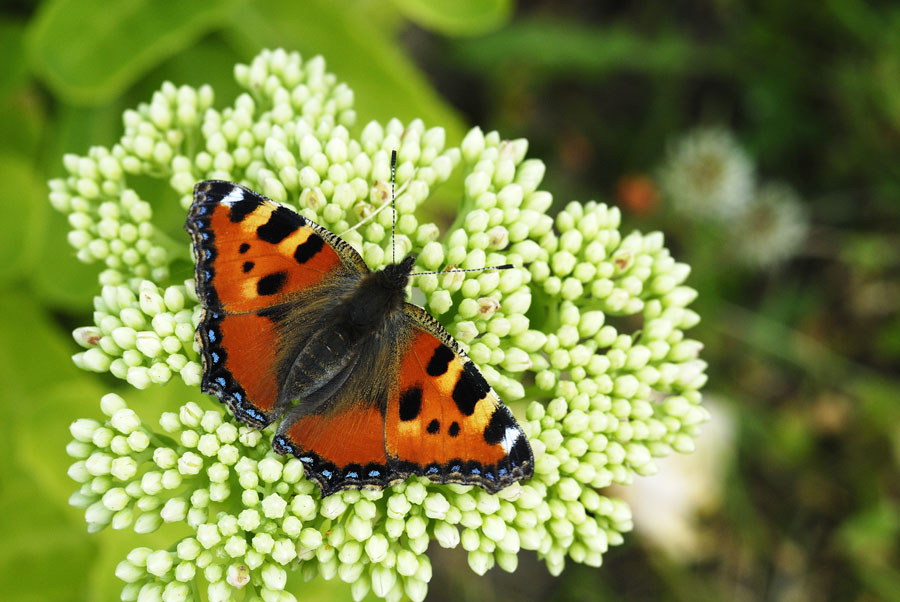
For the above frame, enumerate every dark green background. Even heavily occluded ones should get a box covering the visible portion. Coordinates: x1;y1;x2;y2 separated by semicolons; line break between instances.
2;1;899;600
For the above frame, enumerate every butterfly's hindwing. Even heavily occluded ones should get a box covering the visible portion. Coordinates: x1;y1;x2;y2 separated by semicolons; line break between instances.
273;404;392;496
273;322;405;495
384;305;534;493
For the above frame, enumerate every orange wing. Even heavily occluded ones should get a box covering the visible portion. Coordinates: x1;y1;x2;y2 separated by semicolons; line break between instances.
274;404;394;496
185;181;367;427
272;304;533;496
384;305;533;493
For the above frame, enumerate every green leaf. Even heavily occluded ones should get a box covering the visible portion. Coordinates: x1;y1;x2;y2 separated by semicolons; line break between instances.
225;0;466;142
391;0;512;36
451;19;695;76
16;380;108;502
0;291;86;400
0;87;46;161
30;204;99;310
128;32;245;110
0;295;101;602
0;18;29;93
0;154;47;285
26;0;237;103
0;463;96;602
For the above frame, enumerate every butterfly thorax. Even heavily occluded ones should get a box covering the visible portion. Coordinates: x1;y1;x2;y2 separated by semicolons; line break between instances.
276;256;415;411
346;255;416;328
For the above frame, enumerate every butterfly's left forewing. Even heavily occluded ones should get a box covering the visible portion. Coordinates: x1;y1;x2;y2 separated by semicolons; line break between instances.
185;181;367;428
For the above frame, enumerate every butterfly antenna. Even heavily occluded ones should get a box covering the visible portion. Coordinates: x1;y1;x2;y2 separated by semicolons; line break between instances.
409;264;515;277
391;150;397;265
338;176;412;236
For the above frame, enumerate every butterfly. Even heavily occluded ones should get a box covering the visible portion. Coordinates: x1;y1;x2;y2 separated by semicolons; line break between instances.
184;167;534;497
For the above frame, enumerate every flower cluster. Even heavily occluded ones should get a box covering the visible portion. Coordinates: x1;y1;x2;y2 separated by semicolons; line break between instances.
658;127;808;268
55;49;706;601
72;280;201;390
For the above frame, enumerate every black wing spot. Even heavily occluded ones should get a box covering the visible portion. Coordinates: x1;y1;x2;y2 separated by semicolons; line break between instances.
427;419;440;434
295;233;325;264
448;422;460;437
399;386;423;421
256;271;288;296
426;344;455;377
228;196;261;222
452;362;490;416
483;408;513;445
239;243;250;254
242;261;254;273
257;206;301;244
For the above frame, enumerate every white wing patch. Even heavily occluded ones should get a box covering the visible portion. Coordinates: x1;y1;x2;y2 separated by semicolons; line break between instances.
221;187;244;206
500;426;521;454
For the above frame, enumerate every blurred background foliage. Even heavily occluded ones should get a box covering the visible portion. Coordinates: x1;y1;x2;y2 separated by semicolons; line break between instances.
2;0;900;601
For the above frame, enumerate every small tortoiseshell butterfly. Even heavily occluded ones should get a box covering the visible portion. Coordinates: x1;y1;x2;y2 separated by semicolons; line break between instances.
184;162;533;497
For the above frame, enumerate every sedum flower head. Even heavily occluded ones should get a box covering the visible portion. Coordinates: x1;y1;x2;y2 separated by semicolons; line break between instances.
56;49;707;600
659;127;754;220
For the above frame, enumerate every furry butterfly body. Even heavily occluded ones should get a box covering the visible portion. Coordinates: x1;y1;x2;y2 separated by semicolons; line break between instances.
185;180;534;496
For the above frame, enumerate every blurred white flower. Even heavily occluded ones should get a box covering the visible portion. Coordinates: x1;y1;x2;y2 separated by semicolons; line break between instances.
731;182;808;268
660;127;754;220
615;399;735;561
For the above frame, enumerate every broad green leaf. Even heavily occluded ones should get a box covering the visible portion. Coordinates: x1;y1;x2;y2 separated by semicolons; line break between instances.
0;464;95;602
0;292;102;601
16;380;108;503
26;0;237;103
0;19;28;93
451;20;694;76
30;204;99;309
0;291;86;420
0;87;46;160
45;103;124;162
392;0;512;36
225;0;466;143
0;154;47;284
128;32;244;109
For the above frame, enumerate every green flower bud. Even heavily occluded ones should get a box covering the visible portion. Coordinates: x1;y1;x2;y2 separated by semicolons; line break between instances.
460;528;480;552
177;452;203;475
70;418;101;443
161;498;188;523
134;512;162;534
285;528;317;560
146;550;174;577
115;560;144;583
467;549;493;576
226;564;250;589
